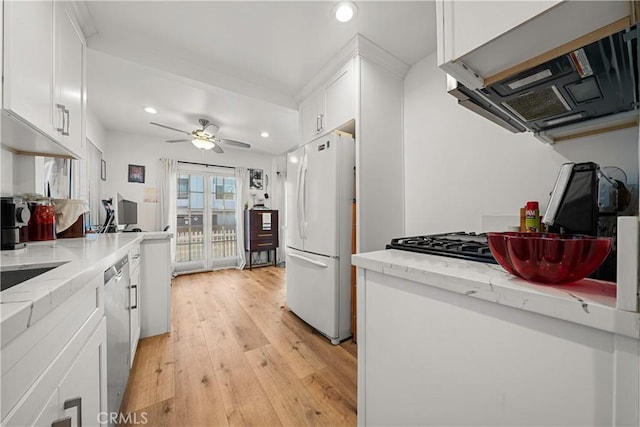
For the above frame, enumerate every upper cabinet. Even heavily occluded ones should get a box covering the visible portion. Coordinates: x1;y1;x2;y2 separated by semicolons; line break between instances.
437;0;634;90
2;0;85;159
299;59;355;144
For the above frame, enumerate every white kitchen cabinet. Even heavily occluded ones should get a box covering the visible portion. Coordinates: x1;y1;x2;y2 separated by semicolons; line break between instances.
53;1;85;157
299;88;325;143
299;59;355;144
56;318;106;427
436;0;633;89
296;38;407;253
3;0;56;139
356;268;640;426
1;273;106;427
140;236;172;338
1;0;85;159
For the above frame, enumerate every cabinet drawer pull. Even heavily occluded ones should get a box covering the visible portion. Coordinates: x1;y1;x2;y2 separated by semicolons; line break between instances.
56;104;66;133
51;417;71;427
63;108;70;136
130;285;138;310
257;233;273;237
64;397;82;427
257;243;272;247
132;254;140;260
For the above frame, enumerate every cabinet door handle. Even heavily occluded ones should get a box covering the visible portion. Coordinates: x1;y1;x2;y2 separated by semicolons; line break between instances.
132;254;140;260
316;115;321;132
56;104;66;133
64;397;82;427
63;108;70;136
131;284;138;309
51;417;71;427
319;113;324;131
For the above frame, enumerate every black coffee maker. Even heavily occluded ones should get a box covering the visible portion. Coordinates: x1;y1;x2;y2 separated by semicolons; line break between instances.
1;196;31;250
543;162;631;281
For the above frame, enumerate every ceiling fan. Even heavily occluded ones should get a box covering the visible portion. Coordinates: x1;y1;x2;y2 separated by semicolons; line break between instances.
150;118;251;153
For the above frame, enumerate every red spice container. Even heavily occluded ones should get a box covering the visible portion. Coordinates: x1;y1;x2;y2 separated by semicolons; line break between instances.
524;201;541;232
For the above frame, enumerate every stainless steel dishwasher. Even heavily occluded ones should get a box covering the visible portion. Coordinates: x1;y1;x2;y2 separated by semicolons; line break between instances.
104;255;130;420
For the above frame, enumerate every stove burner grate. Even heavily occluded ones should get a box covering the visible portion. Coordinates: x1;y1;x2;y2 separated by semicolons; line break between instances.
386;232;497;264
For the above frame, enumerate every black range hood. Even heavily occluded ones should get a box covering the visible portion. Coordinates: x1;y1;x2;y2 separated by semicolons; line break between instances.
448;24;639;143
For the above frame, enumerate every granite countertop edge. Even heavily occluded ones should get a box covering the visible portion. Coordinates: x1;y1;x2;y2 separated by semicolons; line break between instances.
352;250;640;340
0;232;172;346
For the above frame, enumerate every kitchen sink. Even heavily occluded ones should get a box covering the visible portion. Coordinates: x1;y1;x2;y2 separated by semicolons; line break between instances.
1;262;68;291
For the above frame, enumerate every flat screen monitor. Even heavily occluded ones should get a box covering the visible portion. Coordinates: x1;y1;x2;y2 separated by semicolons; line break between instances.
117;196;138;227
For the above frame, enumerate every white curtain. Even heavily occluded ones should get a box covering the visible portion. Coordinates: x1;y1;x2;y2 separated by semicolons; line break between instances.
159;158;178;270
235;167;249;269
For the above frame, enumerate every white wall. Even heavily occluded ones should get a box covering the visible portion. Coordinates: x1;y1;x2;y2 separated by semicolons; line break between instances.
403;52;638;234
86;109;107;153
1;148;13;196
102;130;279;231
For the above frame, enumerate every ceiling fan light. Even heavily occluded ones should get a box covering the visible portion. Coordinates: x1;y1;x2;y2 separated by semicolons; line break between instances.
192;139;215;150
334;1;357;22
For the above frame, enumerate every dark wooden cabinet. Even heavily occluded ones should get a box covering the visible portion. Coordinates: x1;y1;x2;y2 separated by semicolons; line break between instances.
244;209;279;270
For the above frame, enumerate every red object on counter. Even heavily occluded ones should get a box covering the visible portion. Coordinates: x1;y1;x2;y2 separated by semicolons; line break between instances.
487;232;612;284
29;204;56;241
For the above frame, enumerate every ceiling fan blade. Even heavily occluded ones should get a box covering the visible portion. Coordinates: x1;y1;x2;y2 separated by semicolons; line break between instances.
217;138;251;149
212;144;224;154
150;122;191;135
166;139;191;143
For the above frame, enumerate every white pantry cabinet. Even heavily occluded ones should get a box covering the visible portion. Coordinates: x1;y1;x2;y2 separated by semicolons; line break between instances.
299;60;354;144
2;0;85;158
296;36;408;253
436;0;633;89
1;274;107;427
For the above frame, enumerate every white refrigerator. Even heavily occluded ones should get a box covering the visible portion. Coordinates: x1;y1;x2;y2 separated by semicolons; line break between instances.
286;131;355;344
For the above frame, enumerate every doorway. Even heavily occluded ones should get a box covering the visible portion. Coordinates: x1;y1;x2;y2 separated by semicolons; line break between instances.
174;165;238;273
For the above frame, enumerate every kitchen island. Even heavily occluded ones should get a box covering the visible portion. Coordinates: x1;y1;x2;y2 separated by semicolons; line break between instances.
352;249;640;426
0;232;171;426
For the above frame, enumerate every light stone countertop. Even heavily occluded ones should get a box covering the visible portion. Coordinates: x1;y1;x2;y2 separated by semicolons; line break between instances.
0;232;172;346
352;249;640;339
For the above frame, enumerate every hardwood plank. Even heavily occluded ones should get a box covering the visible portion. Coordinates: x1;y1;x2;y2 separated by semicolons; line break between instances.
121;267;357;427
121;333;174;414
302;367;358;426
173;328;228;426
195;283;282;425
245;344;334;426
220;278;328;378
119;398;176;427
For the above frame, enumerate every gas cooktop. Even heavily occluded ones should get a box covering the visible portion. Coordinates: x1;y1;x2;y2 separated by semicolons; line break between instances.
386;232;498;264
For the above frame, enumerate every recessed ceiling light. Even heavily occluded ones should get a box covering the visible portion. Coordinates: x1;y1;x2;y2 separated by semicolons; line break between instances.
260;131;269;138
144;106;157;114
334;1;357;23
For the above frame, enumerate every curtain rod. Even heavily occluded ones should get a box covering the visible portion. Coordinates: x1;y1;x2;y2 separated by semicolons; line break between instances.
175;160;235;170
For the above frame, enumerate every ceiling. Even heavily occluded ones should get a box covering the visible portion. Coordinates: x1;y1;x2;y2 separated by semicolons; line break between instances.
83;1;437;156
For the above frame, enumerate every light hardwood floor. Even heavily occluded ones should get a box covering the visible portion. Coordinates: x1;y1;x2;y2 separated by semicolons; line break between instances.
120;267;357;426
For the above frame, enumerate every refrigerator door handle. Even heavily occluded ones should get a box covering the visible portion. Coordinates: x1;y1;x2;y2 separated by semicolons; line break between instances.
301;162;309;239
296;152;305;240
289;252;328;268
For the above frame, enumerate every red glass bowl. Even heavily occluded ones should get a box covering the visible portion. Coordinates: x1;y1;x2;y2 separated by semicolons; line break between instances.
486;232;613;284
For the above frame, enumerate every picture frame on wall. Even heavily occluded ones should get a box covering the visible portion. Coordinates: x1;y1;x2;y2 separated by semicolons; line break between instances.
128;164;145;183
250;168;263;190
101;159;107;181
